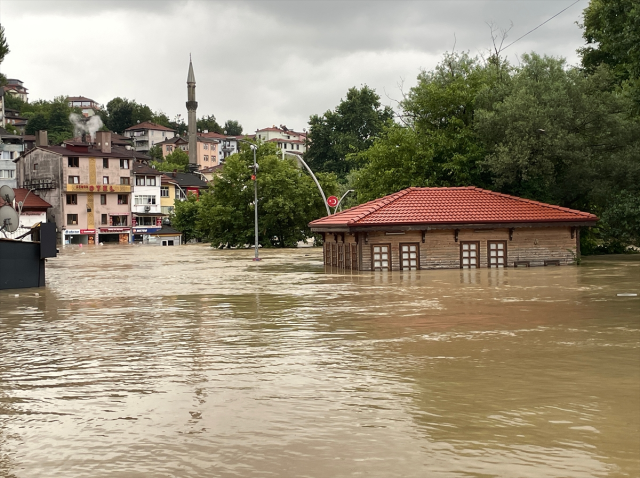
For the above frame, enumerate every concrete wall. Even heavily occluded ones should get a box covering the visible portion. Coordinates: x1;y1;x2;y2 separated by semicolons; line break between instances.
322;226;578;271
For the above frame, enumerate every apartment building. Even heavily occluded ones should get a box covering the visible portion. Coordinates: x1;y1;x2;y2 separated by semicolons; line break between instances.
124;121;177;153
255;125;307;154
15;131;149;244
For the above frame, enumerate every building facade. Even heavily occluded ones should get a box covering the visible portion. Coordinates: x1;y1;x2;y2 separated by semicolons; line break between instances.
131;162;164;243
310;187;598;272
124;121;177;153
15;131;150;244
256;126;307;154
67;96;101;117
3;79;28;102
0;127;24;188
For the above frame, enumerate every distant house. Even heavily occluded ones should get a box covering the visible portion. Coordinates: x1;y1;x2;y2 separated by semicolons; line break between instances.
67;96;101;117
3;79;28;102
255;125;307;154
157;135;221;171
199;164;224;182
0;127;25;188
3;108;28;134
0;187;52;242
124;121;177;153
199;131;240;163
310;187;598;271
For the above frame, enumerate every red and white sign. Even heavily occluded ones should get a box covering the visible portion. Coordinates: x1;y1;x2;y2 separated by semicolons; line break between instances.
99;227;130;233
327;196;338;207
80;229;96;235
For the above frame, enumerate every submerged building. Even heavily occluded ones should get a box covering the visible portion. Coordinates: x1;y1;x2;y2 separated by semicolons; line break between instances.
310;187;598;271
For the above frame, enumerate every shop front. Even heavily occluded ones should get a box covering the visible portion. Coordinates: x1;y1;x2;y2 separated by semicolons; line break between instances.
98;227;131;244
132;214;165;244
64;229;96;245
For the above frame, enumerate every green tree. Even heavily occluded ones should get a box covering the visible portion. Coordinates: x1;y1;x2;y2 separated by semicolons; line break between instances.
195;142;338;247
0;24;9;86
151;147;189;173
22;96;78;144
305;85;393;180
101;97;167;134
197;115;222;134
172;194;201;243
148;144;163;161
579;0;639;82
223;120;242;135
351;53;494;201
475;53;640;252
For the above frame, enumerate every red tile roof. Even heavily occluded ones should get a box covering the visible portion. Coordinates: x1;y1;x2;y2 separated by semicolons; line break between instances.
124;121;176;132
309;187;598;228
0;188;52;211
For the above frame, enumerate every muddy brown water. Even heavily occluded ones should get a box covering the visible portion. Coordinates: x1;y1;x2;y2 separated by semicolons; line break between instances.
0;245;638;478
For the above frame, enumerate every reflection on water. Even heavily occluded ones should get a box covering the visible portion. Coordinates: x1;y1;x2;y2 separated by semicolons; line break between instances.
0;245;638;477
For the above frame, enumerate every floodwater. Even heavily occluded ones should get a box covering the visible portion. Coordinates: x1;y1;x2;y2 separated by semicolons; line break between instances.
0;246;638;478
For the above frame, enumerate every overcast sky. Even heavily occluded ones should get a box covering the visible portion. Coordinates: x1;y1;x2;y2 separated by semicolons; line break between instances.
1;0;587;134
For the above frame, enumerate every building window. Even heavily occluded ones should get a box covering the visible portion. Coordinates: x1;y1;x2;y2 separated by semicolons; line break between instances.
135;176;145;186
111;215;128;226
68;176;80;184
118;194;128;205
138;216;156;226
204;155;209;162
135;195;156;205
460;242;479;269
33;163;38;171
296;144;299;150
68;157;79;168
120;159;129;169
338;244;344;268
400;243;419;270
103;158;109;168
204;144;208;150
120;177;130;185
488;241;507;268
351;244;358;270
161;186;169;197
67;214;78;225
0;170;15;179
66;194;77;205
167;146;173;153
146;177;156;186
103;176;109;184
101;214;108;225
372;244;391;271
176;188;186;200
100;194;107;205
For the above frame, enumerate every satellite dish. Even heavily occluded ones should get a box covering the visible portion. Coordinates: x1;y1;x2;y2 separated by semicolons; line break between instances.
0;185;15;204
0;205;19;233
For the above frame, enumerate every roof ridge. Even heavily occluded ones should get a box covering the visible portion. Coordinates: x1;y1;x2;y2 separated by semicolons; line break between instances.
471;187;596;218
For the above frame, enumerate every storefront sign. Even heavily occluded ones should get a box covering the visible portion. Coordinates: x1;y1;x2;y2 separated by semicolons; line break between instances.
133;227;161;233
66;184;131;193
64;229;80;235
99;227;130;233
80;229;96;235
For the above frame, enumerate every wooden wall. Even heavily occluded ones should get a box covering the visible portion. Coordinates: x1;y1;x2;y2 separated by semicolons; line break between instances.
322;226;578;271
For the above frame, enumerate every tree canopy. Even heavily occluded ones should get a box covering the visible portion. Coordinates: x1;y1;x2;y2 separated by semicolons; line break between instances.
151;147;189;173
197;115;222;134
172;143;338;247
22;96;81;144
305;85;393;180
223;120;243;136
0;24;9;86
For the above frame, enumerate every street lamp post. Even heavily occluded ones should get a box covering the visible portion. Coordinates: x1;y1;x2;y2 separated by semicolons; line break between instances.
250;144;260;261
239;139;261;261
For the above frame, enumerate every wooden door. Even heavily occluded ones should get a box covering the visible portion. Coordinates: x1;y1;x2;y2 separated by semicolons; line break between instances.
488;241;507;268
372;244;391;271
460;241;479;268
351;244;358;270
400;243;419;270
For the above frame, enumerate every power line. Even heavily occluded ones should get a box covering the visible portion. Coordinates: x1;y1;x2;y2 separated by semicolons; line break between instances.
502;0;582;52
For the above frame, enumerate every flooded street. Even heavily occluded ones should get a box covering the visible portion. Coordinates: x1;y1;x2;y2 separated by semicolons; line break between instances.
0;245;638;477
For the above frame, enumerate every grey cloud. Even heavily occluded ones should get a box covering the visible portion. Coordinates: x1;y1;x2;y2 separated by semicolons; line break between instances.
2;0;587;133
